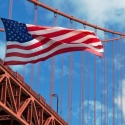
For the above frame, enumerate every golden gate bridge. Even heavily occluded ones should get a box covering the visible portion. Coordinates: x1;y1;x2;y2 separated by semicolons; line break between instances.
0;0;125;125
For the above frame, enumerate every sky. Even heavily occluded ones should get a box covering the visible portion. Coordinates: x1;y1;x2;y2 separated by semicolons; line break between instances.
0;0;125;125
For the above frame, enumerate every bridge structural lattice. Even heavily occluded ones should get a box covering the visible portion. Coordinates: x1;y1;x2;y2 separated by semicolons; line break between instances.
0;58;68;125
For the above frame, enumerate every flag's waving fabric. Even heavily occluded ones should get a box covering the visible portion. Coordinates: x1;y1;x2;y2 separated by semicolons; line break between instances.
1;18;104;65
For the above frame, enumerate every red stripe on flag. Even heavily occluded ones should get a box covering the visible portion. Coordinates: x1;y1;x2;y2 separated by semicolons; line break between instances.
6;43;103;58
27;26;48;31
7;37;50;50
4;47;102;65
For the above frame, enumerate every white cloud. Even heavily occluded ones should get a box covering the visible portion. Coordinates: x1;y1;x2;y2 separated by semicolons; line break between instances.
71;100;113;125
71;0;125;29
115;79;125;115
114;54;124;70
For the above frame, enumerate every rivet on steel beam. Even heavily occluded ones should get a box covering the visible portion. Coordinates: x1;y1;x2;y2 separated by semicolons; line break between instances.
95;25;98;34
83;21;87;28
104;31;107;43
70;16;74;23
55;9;58;14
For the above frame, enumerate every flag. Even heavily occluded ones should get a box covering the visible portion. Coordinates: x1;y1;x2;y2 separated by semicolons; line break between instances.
1;18;104;65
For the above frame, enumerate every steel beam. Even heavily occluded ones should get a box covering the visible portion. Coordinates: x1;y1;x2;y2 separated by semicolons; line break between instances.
0;60;68;125
32;102;39;125
44;117;52;125
0;74;5;82
0;101;29;125
0;115;11;121
7;78;17;113
18;98;31;115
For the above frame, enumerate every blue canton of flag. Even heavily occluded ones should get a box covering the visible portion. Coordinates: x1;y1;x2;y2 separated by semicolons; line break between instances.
1;18;33;42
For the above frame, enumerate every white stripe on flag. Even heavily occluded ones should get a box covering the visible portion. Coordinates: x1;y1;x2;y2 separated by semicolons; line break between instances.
5;43;103;62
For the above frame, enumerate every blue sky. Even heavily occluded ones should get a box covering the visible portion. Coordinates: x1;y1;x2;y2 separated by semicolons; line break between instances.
0;0;125;125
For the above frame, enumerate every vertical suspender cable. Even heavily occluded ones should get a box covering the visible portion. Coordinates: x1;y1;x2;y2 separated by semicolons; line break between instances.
81;52;84;125
30;4;38;90
104;36;106;125
87;53;90;125
8;0;13;19
68;52;71;124
68;19;73;125
120;36;123;125
8;0;25;81
94;28;97;125
79;52;82;125
34;4;40;93
112;35;114;125
8;0;13;68
34;3;38;24
60;54;64;116
50;13;57;107
50;56;55;107
102;43;106;124
30;62;34;89
71;51;73;125
104;32;107;125
37;62;41;93
79;51;84;125
59;10;64;114
94;52;96;125
104;40;106;125
106;40;108;125
33;1;41;93
116;41;119;125
115;40;117;125
106;34;108;125
101;41;104;125
82;24;86;125
68;53;71;124
23;65;25;79
101;76;103;125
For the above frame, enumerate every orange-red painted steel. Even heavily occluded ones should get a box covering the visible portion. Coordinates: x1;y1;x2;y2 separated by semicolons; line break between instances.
0;28;4;32
0;58;68;125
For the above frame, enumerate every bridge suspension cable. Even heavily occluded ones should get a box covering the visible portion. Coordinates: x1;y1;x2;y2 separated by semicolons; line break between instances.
28;0;125;37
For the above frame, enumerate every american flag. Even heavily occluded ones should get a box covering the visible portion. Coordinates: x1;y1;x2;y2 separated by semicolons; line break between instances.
1;18;104;65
